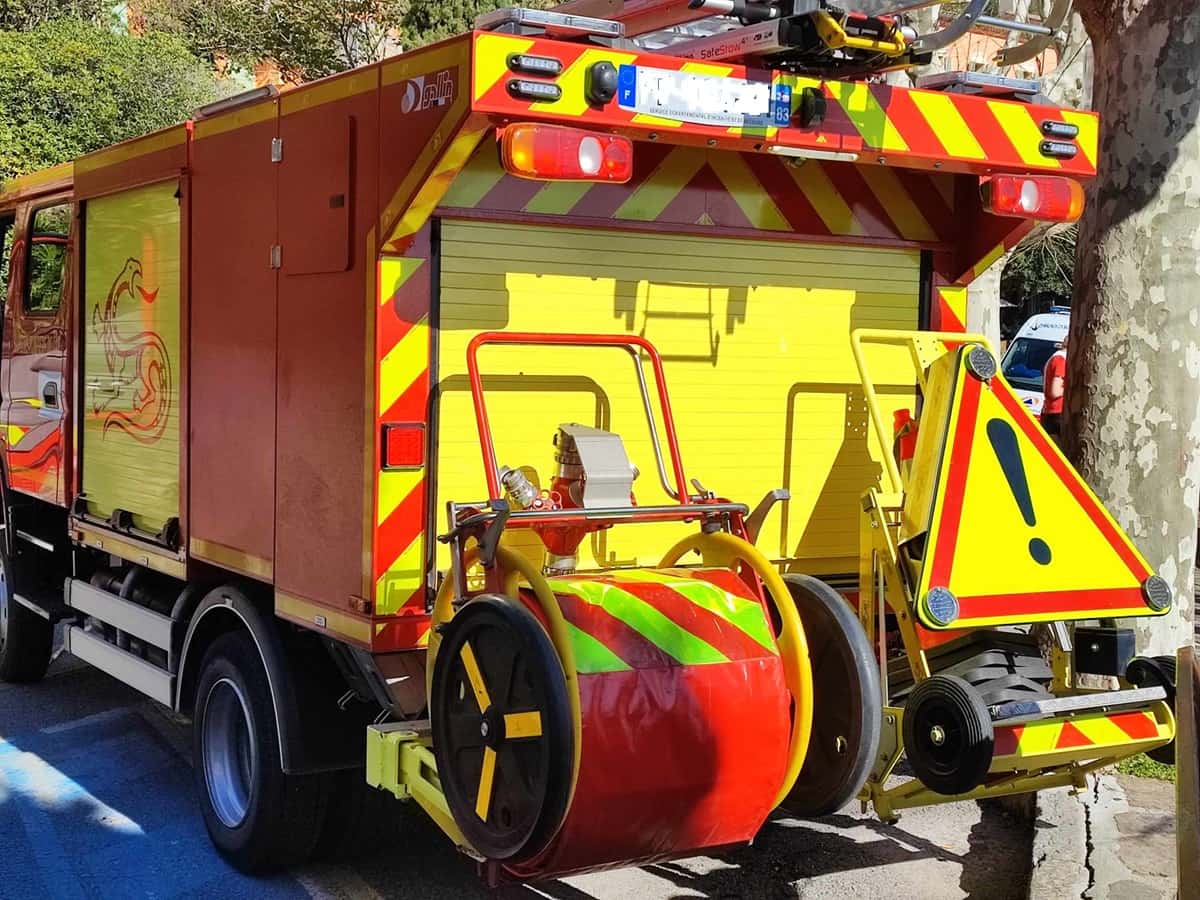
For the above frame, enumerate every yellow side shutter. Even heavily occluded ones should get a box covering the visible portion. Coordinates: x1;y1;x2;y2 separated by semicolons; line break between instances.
436;219;919;575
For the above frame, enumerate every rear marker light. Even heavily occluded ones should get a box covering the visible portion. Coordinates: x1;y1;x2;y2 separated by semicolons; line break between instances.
1040;139;1078;160
383;423;425;469
500;123;634;183
508;54;563;76
507;79;562;102
1041;120;1079;139
980;175;1085;223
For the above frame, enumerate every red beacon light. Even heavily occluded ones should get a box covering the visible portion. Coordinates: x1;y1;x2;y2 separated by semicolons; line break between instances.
500;123;633;183
980;175;1086;223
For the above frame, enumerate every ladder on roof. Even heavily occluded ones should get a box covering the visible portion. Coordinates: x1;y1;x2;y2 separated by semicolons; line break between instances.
522;0;1073;76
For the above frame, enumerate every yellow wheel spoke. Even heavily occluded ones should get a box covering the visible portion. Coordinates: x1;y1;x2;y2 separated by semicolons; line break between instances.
475;746;497;821
460;641;491;712
504;710;543;740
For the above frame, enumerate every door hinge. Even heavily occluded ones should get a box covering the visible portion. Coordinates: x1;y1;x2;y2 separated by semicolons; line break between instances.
270;245;282;269
271;137;283;163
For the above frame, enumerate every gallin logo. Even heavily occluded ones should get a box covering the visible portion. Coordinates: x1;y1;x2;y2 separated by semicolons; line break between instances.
401;70;455;113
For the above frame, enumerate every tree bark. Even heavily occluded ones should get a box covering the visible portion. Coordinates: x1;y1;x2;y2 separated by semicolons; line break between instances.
1068;0;1200;654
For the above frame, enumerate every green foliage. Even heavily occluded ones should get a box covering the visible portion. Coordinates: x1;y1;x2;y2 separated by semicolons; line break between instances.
0;18;219;181
26;203;69;311
1115;753;1176;783
0;0;114;30
403;0;554;50
1001;222;1076;307
142;0;406;81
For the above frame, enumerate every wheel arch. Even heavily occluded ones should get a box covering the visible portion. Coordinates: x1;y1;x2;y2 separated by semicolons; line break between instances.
176;584;301;772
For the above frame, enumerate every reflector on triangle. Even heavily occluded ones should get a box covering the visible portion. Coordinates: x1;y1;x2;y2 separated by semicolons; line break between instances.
907;345;1166;630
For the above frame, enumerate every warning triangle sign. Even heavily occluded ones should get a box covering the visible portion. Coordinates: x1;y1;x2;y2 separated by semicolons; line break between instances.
911;346;1166;630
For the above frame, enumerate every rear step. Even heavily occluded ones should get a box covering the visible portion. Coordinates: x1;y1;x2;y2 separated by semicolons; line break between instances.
62;578;177;706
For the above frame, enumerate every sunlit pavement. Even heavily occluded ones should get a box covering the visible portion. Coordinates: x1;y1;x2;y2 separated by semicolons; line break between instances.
0;657;1033;900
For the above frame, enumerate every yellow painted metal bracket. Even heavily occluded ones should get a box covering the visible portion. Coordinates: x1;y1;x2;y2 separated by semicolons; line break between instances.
366;724;474;853
811;11;908;58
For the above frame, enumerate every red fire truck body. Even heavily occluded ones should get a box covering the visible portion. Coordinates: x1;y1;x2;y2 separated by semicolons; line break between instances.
2;5;1167;880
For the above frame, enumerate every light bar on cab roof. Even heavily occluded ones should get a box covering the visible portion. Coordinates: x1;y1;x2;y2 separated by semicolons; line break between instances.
500;124;634;184
980;175;1085;223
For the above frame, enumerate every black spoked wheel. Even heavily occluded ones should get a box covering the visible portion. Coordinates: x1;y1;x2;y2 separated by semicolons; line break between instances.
779;574;881;818
431;595;573;862
903;674;994;795
1126;655;1177;764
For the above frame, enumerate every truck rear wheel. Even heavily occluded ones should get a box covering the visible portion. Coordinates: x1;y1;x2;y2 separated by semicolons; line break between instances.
0;549;52;683
193;631;329;872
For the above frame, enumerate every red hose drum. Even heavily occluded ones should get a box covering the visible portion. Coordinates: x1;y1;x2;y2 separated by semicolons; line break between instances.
507;567;792;879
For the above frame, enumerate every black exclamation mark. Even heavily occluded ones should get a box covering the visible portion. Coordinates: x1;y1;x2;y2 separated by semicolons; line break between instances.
985;419;1052;566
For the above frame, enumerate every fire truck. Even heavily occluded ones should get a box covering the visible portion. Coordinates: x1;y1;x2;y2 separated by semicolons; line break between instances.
0;0;1177;881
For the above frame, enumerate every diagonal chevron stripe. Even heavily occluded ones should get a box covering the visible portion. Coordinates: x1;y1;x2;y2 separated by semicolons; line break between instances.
552;578;729;666
379;318;428;414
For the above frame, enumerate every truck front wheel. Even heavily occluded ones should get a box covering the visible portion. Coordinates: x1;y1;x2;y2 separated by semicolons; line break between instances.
193;631;329;872
0;549;52;683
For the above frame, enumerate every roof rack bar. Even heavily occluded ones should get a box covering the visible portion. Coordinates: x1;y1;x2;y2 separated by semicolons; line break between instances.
976;15;1053;37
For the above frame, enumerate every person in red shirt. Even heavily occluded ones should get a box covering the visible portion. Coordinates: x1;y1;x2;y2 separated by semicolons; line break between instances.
1041;337;1067;444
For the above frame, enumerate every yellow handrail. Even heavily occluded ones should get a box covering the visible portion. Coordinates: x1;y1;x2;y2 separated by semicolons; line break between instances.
849;328;995;493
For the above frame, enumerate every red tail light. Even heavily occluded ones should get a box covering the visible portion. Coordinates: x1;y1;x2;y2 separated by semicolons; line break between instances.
980;175;1085;223
383;423;425;469
500;124;633;183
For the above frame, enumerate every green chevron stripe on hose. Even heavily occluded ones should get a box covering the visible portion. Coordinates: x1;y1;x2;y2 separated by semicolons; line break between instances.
552;579;730;666
565;620;633;674
611;568;778;654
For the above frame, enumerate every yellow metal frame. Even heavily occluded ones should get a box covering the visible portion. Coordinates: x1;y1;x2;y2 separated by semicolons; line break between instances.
852;328;1176;819
864;702;1176;822
366;724;473;852
811;11;909;58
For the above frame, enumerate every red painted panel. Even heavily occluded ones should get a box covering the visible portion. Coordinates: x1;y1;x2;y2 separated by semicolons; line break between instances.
274;83;379;608
507;659;791;878
189;107;279;573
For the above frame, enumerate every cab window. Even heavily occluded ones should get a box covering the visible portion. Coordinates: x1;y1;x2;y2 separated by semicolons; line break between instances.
25;203;70;314
0;215;14;304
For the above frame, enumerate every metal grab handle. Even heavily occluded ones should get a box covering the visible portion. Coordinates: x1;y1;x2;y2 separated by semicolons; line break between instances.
465;331;691;505
850;328;995;493
995;0;1072;67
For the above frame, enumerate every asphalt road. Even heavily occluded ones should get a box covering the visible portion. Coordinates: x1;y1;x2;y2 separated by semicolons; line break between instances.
0;656;1033;900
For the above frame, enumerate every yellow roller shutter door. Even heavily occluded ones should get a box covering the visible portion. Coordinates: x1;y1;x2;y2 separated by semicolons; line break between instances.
436;219;919;575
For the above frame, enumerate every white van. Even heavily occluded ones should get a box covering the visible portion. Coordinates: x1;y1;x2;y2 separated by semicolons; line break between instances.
1000;310;1070;416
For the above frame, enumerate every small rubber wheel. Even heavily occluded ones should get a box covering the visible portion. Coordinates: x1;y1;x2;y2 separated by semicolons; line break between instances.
1126;655;1176;764
779;574;881;817
0;548;51;683
193;630;331;872
431;595;573;862
903;674;994;795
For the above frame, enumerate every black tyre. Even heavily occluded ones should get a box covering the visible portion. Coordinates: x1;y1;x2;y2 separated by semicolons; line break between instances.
430;595;573;862
1126;655;1177;764
0;548;51;683
779;574;881;817
193;631;330;872
903;674;994;795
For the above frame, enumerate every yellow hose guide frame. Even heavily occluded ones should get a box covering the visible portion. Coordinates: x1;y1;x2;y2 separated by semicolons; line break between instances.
851;329;1175;821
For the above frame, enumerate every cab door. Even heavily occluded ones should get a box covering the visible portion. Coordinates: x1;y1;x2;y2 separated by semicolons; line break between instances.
2;199;72;505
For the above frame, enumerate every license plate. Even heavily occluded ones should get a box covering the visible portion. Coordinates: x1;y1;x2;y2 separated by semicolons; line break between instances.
617;65;791;128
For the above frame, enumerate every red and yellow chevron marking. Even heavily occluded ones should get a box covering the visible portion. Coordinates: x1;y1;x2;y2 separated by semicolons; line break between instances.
373;117;491;649
546;567;779;674
442;140;959;246
471;33;1098;179
991;704;1173;771
934;285;968;332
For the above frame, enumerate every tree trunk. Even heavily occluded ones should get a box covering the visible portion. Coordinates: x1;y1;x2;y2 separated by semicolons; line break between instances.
1068;1;1200;655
